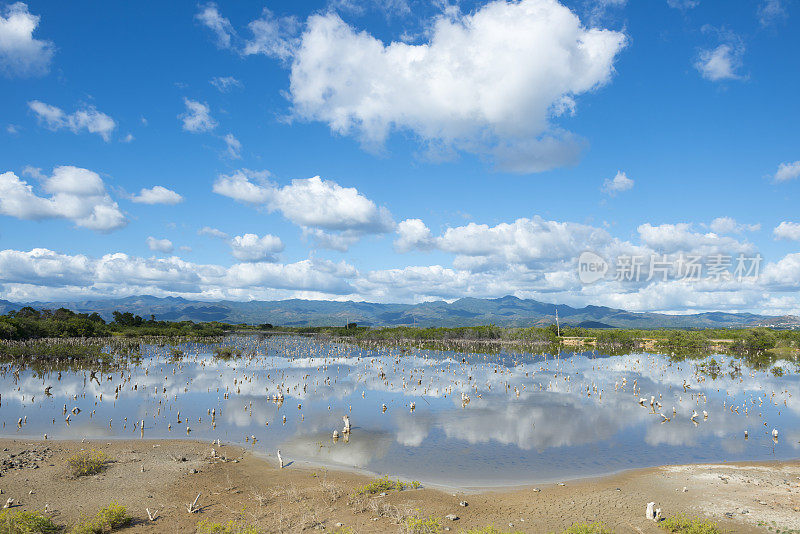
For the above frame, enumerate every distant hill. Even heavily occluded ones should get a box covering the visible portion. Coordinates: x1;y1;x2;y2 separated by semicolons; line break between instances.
1;295;795;329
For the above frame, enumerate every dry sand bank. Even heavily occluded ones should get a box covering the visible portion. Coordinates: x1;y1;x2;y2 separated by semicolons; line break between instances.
0;438;798;533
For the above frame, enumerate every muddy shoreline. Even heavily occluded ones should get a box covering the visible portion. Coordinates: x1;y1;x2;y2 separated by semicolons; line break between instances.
1;438;798;533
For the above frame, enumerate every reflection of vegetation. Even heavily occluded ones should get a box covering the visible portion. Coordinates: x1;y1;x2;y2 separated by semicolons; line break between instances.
2;306;799;376
659;514;720;534
0;338;105;361
698;358;721;380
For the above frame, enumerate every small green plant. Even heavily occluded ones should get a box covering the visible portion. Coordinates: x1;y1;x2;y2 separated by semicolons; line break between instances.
561;522;614;534
69;502;131;534
351;476;407;496
402;516;443;534
330;528;354;534
411;480;422;489
660;514;721;534
461;527;524;534
67;449;110;477
0;509;60;534
757;520;800;533
195;519;259;534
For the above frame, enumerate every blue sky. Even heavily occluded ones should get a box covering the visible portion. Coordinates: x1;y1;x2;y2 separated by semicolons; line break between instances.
1;0;799;313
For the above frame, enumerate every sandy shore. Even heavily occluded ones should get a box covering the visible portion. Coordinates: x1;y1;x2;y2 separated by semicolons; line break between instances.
0;438;798;533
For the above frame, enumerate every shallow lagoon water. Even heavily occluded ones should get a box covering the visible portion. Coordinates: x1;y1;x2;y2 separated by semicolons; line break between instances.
2;334;799;487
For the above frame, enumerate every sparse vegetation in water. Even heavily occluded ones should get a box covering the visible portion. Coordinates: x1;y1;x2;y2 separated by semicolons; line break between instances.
195;518;260;534
169;347;185;361
68;502;131;534
0;509;60;534
559;522;614;534
214;346;242;360
67;449;110;477
660;514;721;534
402;515;443;534
351;476;408;496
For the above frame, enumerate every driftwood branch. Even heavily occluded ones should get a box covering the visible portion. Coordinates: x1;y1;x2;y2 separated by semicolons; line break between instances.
187;493;201;513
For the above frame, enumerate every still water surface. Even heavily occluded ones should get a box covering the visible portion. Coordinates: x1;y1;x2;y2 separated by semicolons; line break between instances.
1;335;798;487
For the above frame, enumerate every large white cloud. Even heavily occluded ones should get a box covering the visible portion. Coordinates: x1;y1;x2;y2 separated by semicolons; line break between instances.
396;216;616;270
0;167;127;232
287;0;626;172
0;248;356;299
3;239;800;314
214;171;394;250
28;101;117;141
0;2;53;77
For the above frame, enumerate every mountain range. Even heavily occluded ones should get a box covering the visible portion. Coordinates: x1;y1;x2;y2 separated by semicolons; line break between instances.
1;295;797;329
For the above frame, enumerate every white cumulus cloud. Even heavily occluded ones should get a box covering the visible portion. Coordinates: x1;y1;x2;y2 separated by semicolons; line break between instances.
637;223;752;255
708;217;760;234
28;100;117;141
602;170;633;195
0;2;54;78
774;222;800;242
131;186;184;205
0;166;127;232
395;219;435;252
773;161;800;182
213;171;394;250
146;237;174;254
287;0;626;172
230;233;284;262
